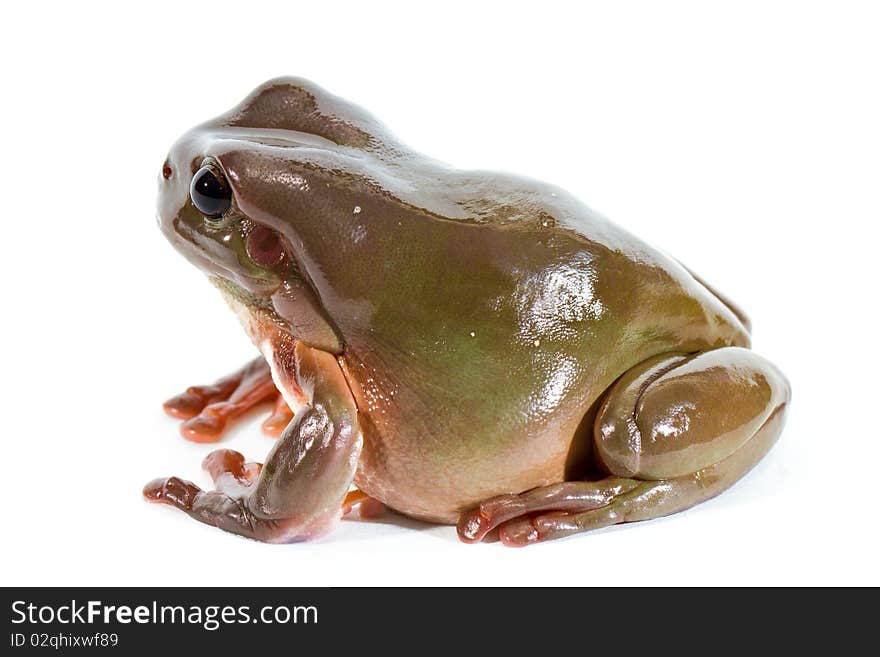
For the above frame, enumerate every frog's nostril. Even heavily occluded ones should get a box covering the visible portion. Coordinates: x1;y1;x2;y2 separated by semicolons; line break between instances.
162;163;173;179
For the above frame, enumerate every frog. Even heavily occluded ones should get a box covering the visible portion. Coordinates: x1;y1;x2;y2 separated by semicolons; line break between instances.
145;77;790;546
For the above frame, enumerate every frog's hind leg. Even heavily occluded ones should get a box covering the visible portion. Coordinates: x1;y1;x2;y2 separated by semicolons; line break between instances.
163;356;300;442
496;403;786;546
458;347;790;546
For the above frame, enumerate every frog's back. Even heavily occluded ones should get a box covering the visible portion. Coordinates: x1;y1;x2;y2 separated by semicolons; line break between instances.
410;165;752;356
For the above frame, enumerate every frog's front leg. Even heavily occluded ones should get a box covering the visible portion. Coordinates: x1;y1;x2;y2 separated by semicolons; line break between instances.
163;356;299;442
145;342;363;542
458;347;790;546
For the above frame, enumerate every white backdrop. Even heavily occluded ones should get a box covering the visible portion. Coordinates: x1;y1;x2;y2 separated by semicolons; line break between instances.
3;1;878;586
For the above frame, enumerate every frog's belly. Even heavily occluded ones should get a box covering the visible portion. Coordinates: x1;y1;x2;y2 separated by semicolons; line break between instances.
352;410;586;525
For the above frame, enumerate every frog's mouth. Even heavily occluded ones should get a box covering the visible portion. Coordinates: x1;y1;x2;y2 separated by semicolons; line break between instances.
162;214;285;298
162;212;342;354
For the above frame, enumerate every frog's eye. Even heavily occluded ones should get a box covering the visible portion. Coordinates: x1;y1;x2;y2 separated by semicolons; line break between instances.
190;164;231;218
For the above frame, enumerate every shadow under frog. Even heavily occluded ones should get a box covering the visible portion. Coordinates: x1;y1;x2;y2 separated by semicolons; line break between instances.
145;77;790;546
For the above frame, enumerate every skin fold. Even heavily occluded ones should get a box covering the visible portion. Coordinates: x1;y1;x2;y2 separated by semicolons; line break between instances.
146;77;790;546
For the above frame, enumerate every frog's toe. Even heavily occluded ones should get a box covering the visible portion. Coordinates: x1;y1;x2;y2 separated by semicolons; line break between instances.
143;476;201;508
179;407;230;443
341;489;386;519
497;507;625;546
202;448;262;496
457;478;639;544
163;356;282;443
497;515;541;547
163;390;208;420
456;508;492;543
260;394;294;438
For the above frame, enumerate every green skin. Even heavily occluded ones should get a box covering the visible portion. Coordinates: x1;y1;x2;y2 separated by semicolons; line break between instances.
145;77;790;546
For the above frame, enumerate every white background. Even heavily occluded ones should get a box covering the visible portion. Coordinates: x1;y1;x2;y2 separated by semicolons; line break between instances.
2;1;878;586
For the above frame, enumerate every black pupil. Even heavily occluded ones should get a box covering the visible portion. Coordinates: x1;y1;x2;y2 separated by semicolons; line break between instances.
190;165;231;218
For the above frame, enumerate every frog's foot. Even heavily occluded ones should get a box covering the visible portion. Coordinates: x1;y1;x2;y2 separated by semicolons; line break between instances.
459;347;791;547
142;473;289;541
143;448;263;531
143;448;339;543
457;478;642;544
163;356;296;442
146;342;363;543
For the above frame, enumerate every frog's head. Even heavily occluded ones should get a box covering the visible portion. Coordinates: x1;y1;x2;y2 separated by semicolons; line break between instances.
157;77;413;355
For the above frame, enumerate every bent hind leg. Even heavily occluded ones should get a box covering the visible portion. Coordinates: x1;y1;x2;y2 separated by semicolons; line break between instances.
458;347;790;546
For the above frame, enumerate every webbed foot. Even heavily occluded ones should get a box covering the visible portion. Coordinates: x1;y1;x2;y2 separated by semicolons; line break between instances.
163;357;297;442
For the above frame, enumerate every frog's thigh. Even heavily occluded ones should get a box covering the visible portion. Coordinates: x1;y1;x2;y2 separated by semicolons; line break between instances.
596;347;789;479
145;343;363;543
459;347;790;546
